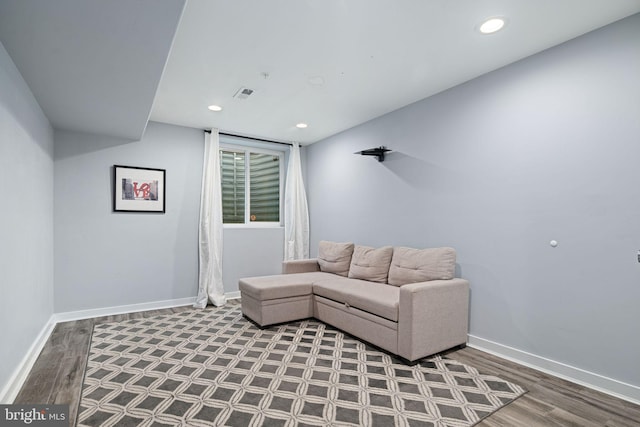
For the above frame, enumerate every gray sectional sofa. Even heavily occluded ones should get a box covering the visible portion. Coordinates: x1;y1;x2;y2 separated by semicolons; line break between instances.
239;241;470;362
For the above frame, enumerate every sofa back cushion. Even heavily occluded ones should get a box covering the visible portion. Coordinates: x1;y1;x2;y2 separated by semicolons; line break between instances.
348;245;394;283
317;241;355;277
388;246;456;286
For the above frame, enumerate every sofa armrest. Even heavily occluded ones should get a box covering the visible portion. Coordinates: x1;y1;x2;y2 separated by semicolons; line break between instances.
397;278;469;362
282;258;321;274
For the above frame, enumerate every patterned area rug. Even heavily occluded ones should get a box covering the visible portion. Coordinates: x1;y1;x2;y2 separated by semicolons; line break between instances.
78;302;525;426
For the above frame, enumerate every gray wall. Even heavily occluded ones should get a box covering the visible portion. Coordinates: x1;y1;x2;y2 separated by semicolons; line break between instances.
54;122;204;311
307;14;640;387
0;42;54;397
223;228;284;294
54;122;287;311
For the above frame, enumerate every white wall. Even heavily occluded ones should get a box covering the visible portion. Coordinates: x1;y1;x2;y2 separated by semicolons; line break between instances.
0;41;54;400
307;14;640;395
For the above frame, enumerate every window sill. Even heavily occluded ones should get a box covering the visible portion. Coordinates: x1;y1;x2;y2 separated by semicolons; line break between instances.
223;223;283;229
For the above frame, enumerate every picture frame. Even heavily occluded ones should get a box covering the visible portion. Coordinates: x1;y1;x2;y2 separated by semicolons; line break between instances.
113;165;166;213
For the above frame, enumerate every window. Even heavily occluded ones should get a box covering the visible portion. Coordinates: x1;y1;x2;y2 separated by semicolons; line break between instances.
220;146;283;225
220;150;245;224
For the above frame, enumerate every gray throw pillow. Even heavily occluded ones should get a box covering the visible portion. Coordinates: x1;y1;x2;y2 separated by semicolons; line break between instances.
388;246;456;286
348;245;394;283
317;241;355;277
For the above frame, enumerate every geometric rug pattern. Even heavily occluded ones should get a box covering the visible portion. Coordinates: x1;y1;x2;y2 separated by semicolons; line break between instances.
78;302;525;426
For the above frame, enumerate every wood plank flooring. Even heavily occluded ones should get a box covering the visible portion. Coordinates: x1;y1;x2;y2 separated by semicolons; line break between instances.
14;302;640;426
449;348;640;427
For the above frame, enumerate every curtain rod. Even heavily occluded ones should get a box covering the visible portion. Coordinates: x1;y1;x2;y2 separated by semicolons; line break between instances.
204;129;293;147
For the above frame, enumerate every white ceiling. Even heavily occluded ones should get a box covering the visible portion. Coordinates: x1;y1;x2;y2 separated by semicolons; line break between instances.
151;0;640;144
1;1;639;144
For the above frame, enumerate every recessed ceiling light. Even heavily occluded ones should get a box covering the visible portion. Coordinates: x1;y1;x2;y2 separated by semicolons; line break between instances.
308;76;325;86
296;123;308;129
207;104;223;112
479;17;506;34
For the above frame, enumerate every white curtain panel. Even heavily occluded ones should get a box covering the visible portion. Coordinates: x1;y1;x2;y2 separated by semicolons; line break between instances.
284;142;310;260
194;129;226;308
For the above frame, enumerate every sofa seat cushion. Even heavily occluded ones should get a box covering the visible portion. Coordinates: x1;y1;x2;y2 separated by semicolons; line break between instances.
312;278;399;322
388;246;456;286
240;272;336;300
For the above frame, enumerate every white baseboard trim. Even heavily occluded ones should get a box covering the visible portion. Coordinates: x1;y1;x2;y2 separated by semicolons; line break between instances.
468;334;640;405
0;315;56;404
226;291;241;300
53;294;245;322
53;297;197;323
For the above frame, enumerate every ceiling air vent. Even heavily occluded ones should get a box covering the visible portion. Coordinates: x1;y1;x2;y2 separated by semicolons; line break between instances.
233;87;254;99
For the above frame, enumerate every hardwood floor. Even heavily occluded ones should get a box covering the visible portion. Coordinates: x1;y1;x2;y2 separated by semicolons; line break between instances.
14;303;640;426
448;347;640;427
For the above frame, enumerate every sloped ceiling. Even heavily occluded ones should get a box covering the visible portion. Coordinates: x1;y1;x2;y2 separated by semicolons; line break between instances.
0;0;185;140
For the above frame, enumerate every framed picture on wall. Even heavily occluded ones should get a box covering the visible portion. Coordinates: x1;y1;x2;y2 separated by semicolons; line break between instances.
113;165;166;213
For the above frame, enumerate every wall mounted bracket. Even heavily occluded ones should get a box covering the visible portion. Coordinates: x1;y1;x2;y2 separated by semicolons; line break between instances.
355;146;392;162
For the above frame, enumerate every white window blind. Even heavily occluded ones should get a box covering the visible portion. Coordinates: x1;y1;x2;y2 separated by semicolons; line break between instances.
220;147;282;225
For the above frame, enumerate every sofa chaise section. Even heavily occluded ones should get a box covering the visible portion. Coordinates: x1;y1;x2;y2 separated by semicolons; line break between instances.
239;271;333;326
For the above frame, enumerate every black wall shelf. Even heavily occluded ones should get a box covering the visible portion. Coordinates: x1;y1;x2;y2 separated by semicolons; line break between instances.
355;146;392;162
